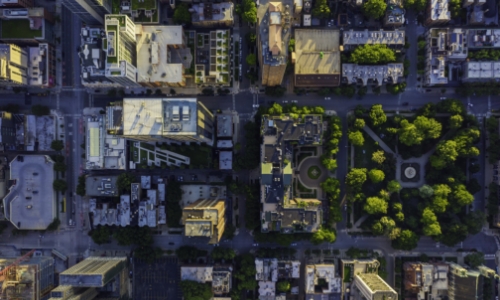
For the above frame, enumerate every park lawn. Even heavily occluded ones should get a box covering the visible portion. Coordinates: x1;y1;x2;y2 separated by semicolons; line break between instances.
1;19;42;39
353;130;381;170
307;166;321;180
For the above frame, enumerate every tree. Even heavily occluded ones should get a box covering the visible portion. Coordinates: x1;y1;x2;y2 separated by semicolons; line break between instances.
76;175;86;196
246;53;256;65
399;119;422;146
452;184;474;207
211;247;236;261
223;223;236;240
241;0;257;23
90;226;111;245
449;114;463;129
466;178;481;195
312;0;331;18
116;173;136;192
346;168;367;192
268;103;283;115
54;162;67;172
321;178;340;196
51;140;64;151
372;150;386;164
419;185;434;198
392;229;420;250
31;104;50;116
277;281;291;293
414;116;442;139
173;3;191;24
421;208;441;236
180;280;212;300
354;118;365;129
350;45;395;65
47;218;61;231
311;227;336;244
387;180;401;193
364;197;388;214
405;0;426;10
431;184;451;213
321;157;337;171
369;104;387;126
465;211;486;235
368;169;385;183
348;130;364;146
363;0;387;18
464;252;485;268
53;179;67;192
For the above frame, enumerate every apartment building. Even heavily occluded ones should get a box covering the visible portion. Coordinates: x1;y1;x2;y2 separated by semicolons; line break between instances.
425;0;450;25
80;27;116;87
255;258;300;299
293;29;341;88
0;8;54;45
191;2;234;27
194;29;231;87
342;63;404;86
85;114;126;170
384;0;405;27
61;0;111;25
305;264;341;298
462;61;500;82
118;0;159;23
341;29;405;51
181;266;232;296
351;273;398;300
467;29;500;49
403;262;449;299
0;0;33;8
260;114;323;234
0;43;28;85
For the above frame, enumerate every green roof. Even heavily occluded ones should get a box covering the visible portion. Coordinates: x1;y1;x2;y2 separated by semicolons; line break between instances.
132;0;157;10
261;162;272;175
1;19;42;39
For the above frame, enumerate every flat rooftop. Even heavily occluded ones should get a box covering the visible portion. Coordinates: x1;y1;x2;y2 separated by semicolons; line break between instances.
342;29;405;46
468;29;500;48
0;18;43;39
122;98;198;137
216;114;233;137
86;116;126;170
3;155;55;230
181;266;213;282
85;176;119;196
59;257;127;287
192;2;233;22
294;29;340;87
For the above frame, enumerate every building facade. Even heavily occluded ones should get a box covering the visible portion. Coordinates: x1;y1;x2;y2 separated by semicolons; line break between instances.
342;63;403;86
191;2;234;27
61;0;111;25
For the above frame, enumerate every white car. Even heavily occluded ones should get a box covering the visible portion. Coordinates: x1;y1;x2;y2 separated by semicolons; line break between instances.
468;103;474;107
253;243;259;247
440;97;446;100
291;243;297;246
325;97;331;100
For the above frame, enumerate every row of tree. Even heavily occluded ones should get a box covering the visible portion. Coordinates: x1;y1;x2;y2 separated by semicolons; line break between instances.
321;116;342;172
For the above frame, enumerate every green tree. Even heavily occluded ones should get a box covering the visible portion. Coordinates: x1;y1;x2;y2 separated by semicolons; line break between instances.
399;119;422;146
346;168;367;192
241;0;257;23
364;196;388;214
431;140;459;169
246;53;256;65
464;252;485;268
414;116;442;139
321;157;337;171
452;184;474;207
371;150;386;164
465;211;486;235
311;227;336;244
369;104;387;126
76;175;86;196
392;229;419;250
348;130;364;146
47;218;61;231
173;3;191;24
363;0;387;18
268;103;283;115
321;178;340;196
277;281;291;293
350;45;395;65
116;173;136;192
449;114;463;129
211;247;236;261
312;0;331;18
421;208;441;236
50;140;64;151
53;161;67;172
180;280;212;300
53;179;67;192
467;178;481;195
90;226;111;245
387;180;401;193
419;184;434;198
431;184;451;213
354;118;365;129
368;169;385;183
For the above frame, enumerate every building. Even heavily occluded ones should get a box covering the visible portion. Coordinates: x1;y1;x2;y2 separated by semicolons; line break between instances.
351;273;398;300
55;257;128;299
257;1;293;86
384;0;405;27
136;25;191;87
341;29;405;50
3;155;56;230
60;0;111;25
118;0;159;23
181;266;232;296
80;26;115;87
425;0;450;25
0;44;28;85
255;258;300;299
85;114;126;170
181;186;226;244
465;0;497;25
194;29;231;87
293;29;340;88
0;111;16;150
467;29;500;48
260;114;323;234
85;175;119;197
462;61;500;82
342;63;404;86
403;262;449;300
191;2;234;27
104;14;140;87
447;263;483;300
106;98;214;145
0;256;55;300
425;28;468;86
0;8;54;45
0;0;33;8
305;264;341;298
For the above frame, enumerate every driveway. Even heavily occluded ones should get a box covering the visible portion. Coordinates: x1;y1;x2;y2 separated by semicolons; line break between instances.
297;157;328;189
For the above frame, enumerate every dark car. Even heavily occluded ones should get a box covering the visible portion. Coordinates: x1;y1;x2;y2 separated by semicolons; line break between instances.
402;102;409;106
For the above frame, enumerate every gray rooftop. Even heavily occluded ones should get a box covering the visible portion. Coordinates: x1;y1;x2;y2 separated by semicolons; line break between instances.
59;257;127;288
3;155;55;230
85;176;119;197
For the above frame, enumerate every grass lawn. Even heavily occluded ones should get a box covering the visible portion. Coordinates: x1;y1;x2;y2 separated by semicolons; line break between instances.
1;19;42;39
140;149;148;161
148;152;155;161
353;130;381;169
112;0;120;13
343;266;351;282
307;166;322;180
132;0;156;10
140;142;155;151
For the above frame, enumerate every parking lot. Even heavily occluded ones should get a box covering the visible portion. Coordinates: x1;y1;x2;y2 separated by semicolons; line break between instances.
133;256;182;300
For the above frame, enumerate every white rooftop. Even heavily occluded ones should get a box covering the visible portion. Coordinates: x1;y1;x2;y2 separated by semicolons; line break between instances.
181;266;214;282
343;29;405;46
219;151;232;170
86;115;126;170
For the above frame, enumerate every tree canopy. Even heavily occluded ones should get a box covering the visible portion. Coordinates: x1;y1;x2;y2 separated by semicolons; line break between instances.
404;0;426;10
392;229;420;250
173;3;191;24
180;280;212;300
312;0;331;18
346;168;367;192
419;184;434;198
246;53;256;65
364;196;388;214
51;140;64;151
116;173;136;192
363;0;387;19
399;116;442;146
372;150;386;164
348;130;365;146
277;281;291;293
53;179;67;192
311;227;336;244
321;178;340;196
350;45;395;65
421;208;441;236
354;118;366;129
369;104;387;126
464;252;485;268
368;169;385;183
387;180;401;193
241;0;257;23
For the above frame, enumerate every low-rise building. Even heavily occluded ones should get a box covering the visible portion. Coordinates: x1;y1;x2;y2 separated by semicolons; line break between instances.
118;0;159;23
448;262;483;300
305;264;341;298
80;27;115;87
341;29;405;51
293;29;341;88
467;29;500;48
85;114;126;170
181;266;232;296
85;175;119;197
462;61;500;82
342;63;403;86
404;262;449;299
425;28;468;86
425;0;450;25
351;273;398;300
255;258;300;299
1;0;33;8
194;29;231;87
191;2;234;27
3;155;56;230
0;8;54;45
384;0;405;27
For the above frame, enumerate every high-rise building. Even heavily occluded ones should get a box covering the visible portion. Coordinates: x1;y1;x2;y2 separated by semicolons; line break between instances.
104;14;139;87
61;0;111;25
106;98;214;144
0;44;28;85
0;8;55;45
0;255;55;300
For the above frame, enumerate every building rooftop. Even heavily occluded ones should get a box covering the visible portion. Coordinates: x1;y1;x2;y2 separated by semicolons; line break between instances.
255;258;278;282
86;115;126;170
216;114;233;137
258;281;276;298
3;155;55;230
294;29;340;87
59;257;127;288
354;273;398;300
258;0;291;67
80;27;112;85
136;25;187;85
85;176;119;197
342;29;405;47
468;29;500;48
181;266;214;282
191;2;233;23
0;44;28;85
343;63;403;86
463;61;500;80
305;264;341;295
428;0;451;22
219;151;232;170
212;268;232;295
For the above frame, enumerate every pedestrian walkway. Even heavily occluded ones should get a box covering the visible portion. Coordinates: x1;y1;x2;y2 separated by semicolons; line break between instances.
362;125;395;155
